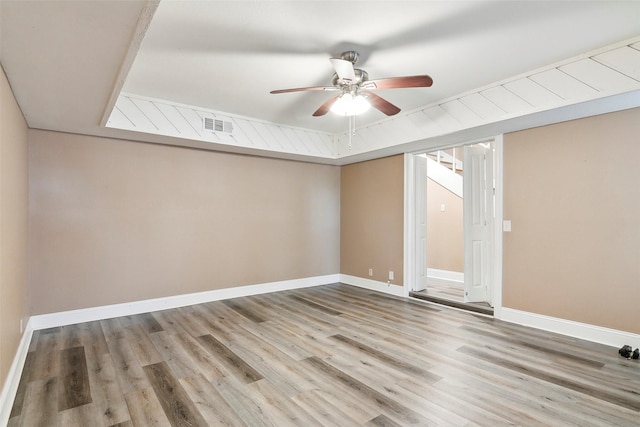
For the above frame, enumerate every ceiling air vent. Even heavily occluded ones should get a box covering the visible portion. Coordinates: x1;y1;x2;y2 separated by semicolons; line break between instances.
203;117;233;134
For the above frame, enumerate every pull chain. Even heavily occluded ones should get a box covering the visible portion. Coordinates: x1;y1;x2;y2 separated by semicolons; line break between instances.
347;115;356;150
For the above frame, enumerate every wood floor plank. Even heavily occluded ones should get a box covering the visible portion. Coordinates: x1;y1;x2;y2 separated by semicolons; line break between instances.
179;373;248;426
142;362;208;427
149;310;192;336
291;388;363;426
29;330;61;381
133;313;165;334
197;334;264;383
303;356;431;425
17;377;59;426
84;320;111;356
287;294;343;316
9;349;35;418
27;330;41;353
367;376;471;426
458;344;640;412
460;325;606;368
189;311;242;344
240;320;313;361
119;323;164;366
85;351;131;426
213;376;278;427
222;298;268;323
57;402;101;427
366;414;404;427
170;332;227;381
147;331;200;380
329;333;441;383
100;318;127;342
257;295;339;339
224;327;322;397
124;387;172;427
60;323;84;350
436;376;575;426
107;338;152;394
317;386;386;424
171;306;212;337
427;345;639;426
397;377;516;427
58;346;92;411
199;300;256;325
11;283;640;426
247;379;324;427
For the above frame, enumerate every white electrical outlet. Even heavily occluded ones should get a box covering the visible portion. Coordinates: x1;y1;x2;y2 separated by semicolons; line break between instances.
368;268;373;277
389;271;394;280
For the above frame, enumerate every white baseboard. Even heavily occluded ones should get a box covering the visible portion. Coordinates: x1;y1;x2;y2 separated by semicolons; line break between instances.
500;307;640;348
339;274;404;297
29;274;340;331
0;322;34;427
427;268;464;283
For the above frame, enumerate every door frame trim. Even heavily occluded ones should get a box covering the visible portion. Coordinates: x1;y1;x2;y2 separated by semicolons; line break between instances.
403;135;504;317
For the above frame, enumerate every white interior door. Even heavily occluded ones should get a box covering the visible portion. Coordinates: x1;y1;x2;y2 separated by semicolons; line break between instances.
463;145;493;302
413;155;428;291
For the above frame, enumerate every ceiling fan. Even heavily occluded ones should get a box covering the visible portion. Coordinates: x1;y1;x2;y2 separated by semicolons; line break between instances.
270;51;433;117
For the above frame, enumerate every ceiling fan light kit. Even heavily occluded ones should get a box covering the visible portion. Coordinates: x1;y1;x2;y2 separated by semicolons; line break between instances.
330;93;371;116
270;50;433;118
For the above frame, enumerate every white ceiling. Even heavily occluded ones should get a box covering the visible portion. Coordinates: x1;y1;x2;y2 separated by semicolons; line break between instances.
2;0;640;163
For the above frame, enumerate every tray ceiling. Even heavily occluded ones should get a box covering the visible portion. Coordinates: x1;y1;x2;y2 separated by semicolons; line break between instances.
2;1;640;164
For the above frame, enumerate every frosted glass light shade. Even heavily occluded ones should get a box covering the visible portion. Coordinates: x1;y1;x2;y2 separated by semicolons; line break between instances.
331;93;370;116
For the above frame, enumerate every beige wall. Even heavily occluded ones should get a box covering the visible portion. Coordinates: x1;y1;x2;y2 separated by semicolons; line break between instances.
29;130;340;314
503;107;640;334
0;66;29;387
427;178;463;272
341;155;403;286
5;89;637;398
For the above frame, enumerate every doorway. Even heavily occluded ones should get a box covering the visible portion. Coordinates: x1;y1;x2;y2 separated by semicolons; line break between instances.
403;137;503;316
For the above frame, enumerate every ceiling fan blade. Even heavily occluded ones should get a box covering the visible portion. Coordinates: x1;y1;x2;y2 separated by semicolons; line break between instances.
270;86;337;94
368;75;433;89
330;58;356;82
312;95;341;117
362;90;401;116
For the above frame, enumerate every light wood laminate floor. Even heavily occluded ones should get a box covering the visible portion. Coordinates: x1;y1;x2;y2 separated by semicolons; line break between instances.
9;283;640;426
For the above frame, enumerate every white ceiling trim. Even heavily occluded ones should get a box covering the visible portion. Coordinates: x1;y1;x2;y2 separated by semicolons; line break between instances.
99;0;160;128
107;36;640;161
107;93;336;158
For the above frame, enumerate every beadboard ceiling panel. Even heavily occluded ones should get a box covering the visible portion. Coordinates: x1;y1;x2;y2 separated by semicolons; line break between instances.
108;94;335;158
593;46;640;81
480;86;533;115
560;59;639;92
502;79;564;108
529;69;598;100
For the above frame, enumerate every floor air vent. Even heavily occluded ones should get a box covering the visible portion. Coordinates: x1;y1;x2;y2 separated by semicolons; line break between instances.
203;117;233;134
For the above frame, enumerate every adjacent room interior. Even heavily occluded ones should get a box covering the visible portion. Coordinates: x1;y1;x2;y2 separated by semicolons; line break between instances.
1;1;639;425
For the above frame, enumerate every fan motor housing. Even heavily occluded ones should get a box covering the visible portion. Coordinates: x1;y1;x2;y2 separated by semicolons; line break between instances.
332;69;368;87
